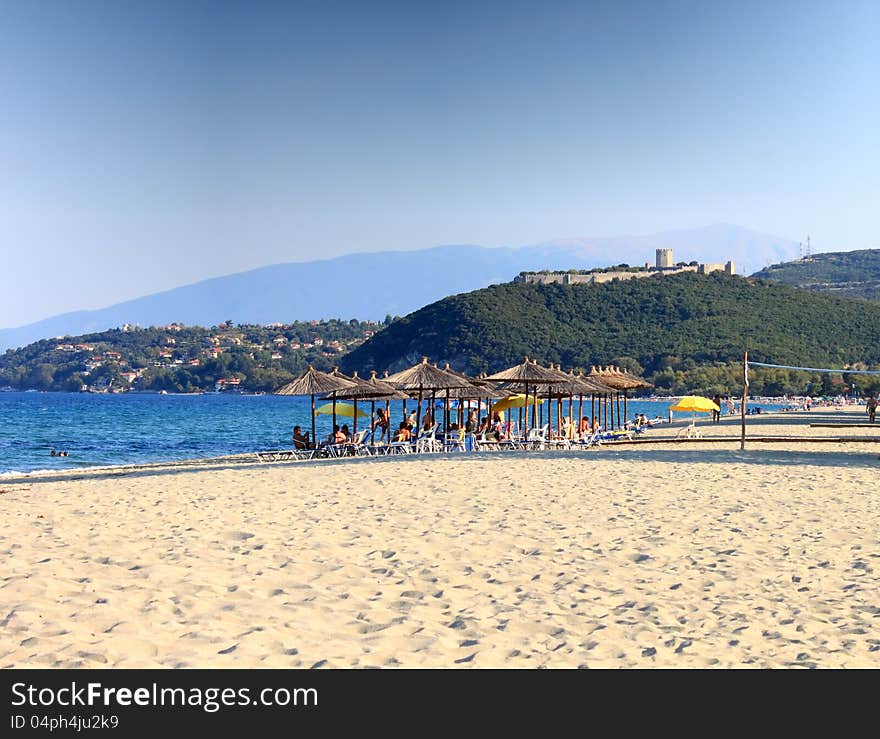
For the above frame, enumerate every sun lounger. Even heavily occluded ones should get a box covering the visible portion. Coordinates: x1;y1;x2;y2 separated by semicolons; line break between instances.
525;424;550;450
256;448;314;462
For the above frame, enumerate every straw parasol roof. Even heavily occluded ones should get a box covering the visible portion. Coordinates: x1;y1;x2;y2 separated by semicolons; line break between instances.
432;363;500;399
326;370;395;400
274;365;357;395
539;365;611;396
588;365;652;390
483;357;572;384
571;370;614;393
365;370;410;400
385;357;475;390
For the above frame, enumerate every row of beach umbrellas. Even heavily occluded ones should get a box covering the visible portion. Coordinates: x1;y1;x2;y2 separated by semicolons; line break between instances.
274;356;653;445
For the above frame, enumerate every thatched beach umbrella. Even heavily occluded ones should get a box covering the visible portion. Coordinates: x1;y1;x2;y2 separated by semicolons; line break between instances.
588;365;652;428
539;366;612;438
324;370;385;438
274;365;357;447
484;358;571;435
385;357;475;431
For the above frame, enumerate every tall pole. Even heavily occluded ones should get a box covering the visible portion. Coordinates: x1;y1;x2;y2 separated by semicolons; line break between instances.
311;393;316;449
741;350;748;450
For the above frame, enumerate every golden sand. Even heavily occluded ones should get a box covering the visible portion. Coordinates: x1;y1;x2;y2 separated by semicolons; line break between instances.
2;408;879;668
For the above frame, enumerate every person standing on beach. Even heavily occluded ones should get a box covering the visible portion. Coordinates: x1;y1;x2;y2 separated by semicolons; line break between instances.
712;395;722;423
868;396;877;424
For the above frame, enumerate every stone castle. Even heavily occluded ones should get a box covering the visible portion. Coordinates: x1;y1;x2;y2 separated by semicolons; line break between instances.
514;249;735;286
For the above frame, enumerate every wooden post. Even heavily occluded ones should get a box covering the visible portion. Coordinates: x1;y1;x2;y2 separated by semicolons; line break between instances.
385;398;391;442
311;393;316;450
353;398;358;437
741;350;748;450
624;390;628;426
332;392;337;439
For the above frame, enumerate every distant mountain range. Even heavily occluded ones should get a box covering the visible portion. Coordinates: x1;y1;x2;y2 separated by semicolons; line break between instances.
752;248;880;301
1;225;799;350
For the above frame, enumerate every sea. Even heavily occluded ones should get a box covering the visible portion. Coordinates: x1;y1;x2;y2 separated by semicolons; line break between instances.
0;391;782;475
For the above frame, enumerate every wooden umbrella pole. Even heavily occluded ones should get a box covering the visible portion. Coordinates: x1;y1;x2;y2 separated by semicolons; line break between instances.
624;390;628;426
616;392;621;429
416;386;423;431
578;394;583;433
557;393;562;438
353;398;358;437
311;393;316;450
370;399;375;441
332;392;337;439
591;394;595;428
385;399;390;442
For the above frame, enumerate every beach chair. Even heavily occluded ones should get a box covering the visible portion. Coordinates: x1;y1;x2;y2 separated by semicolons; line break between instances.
676;419;702;439
345;429;372;456
256;449;294;462
387;435;415;454
256;448;313;462
443;428;466;453
525;424;549;450
415;425;441;453
575;430;602;449
474;431;499;451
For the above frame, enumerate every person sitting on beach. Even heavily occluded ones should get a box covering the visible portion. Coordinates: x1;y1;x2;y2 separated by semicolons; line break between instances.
405;410;416;430
591;416;601;434
340;424;351;442
292;426;310;450
393;422;412;443
421;411;435;432
578;416;591;436
560;416;574;439
328;424;346;444
465;410;478;434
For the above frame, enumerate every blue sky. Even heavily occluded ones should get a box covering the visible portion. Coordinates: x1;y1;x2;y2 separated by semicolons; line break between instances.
1;0;878;327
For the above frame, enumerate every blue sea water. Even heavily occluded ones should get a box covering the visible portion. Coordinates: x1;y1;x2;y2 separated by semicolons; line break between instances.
0;391;772;475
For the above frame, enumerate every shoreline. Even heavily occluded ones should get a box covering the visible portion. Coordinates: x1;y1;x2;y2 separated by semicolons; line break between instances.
3;407;878;485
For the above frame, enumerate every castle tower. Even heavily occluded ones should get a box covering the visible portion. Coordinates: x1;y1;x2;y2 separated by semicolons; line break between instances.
656;248;673;269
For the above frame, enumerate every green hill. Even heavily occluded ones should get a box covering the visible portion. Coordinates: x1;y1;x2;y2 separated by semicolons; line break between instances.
340;272;880;396
751;249;880;301
0;319;383;393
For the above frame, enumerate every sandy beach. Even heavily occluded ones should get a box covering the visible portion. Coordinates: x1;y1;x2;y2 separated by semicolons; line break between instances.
2;408;879;668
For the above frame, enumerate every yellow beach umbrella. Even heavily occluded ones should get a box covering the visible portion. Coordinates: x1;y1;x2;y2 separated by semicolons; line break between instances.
669;396;720;413
315;402;368;419
491;393;546;412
